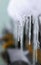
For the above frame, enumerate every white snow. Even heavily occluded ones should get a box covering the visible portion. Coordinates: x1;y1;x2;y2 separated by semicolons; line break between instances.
7;0;41;21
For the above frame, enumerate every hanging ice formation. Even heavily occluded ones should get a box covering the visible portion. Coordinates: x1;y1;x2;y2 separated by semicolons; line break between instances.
7;0;41;65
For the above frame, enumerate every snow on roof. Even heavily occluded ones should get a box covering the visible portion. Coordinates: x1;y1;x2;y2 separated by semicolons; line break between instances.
7;0;41;21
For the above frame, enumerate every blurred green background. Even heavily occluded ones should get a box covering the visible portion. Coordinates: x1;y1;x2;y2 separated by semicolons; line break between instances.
0;0;9;65
0;0;10;34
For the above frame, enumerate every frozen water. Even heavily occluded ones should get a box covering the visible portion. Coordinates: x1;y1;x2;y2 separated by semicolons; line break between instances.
7;0;41;21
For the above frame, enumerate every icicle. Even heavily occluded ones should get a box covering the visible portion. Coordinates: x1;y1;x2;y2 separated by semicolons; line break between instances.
20;19;24;50
33;16;36;65
28;16;31;45
33;16;39;65
38;15;41;48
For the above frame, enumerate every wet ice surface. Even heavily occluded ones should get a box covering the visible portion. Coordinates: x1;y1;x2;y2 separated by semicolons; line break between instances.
0;45;40;65
7;49;30;65
11;61;28;65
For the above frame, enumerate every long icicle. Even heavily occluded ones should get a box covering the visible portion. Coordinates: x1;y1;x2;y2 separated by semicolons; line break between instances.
28;16;31;45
